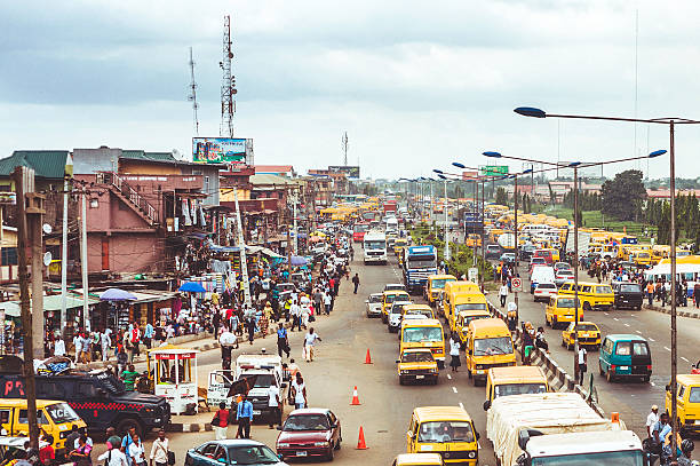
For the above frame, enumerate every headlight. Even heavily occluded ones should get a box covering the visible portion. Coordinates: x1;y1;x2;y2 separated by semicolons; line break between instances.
469;451;477;459
277;443;290;448
400;370;410;375
429;368;437;373
313;442;329;447
476;364;485;370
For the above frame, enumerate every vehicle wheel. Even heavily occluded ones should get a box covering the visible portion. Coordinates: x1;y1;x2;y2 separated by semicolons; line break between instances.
643;375;650;383
116;418;143;438
327;445;335;461
335;435;342;450
552;318;557;329
399;377;405;386
583;302;592;312
561;339;565;347
546;319;551;328
606;369;613;383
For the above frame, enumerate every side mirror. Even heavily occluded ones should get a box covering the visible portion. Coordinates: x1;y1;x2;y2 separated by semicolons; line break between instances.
276;426;283;430
395;360;400;364
483;400;491;411
407;431;414;439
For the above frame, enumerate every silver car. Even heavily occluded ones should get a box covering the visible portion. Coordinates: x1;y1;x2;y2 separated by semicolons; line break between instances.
388;301;413;333
365;293;383;317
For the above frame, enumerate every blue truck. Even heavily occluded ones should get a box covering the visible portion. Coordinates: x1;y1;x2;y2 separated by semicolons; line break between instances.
403;245;438;295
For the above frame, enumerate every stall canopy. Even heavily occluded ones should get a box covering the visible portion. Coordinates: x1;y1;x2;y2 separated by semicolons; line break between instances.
100;288;138;301
208;244;282;258
0;294;100;318
179;282;207;293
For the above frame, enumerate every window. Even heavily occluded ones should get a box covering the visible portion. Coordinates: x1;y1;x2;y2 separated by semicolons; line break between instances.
582;286;592;293
1;247;17;266
19;409;49;425
0;410;9;424
633;342;649;356
679;385;686;399
616;342;631;356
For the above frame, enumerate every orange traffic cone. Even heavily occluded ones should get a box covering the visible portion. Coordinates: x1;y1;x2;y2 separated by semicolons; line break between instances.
350;386;361;405
364;349;372;364
356;426;369;450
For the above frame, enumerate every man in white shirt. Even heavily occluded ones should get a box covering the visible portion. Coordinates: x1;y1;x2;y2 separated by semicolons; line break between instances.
149;430;169;466
72;334;82;364
646;405;660;438
577;347;587;385
304;328;321;363
98;445;129;466
101;329;112;362
290;302;302;332
267;383;281;429
499;283;509;307
54;335;66;357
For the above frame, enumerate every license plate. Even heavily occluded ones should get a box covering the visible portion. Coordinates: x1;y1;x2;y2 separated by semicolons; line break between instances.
296;451;307;457
619;366;629;371
253;410;261;415
416;375;425;379
581;333;590;338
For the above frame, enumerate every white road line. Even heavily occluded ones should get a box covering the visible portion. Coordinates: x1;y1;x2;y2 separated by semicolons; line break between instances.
604;312;609;316
682;357;690;363
624;323;630;327
664;346;672;352
651;381;656;387
649;337;656;342
459;402;465;410
635;330;642;334
452;386;458;394
446;374;452;380
613;317;619;321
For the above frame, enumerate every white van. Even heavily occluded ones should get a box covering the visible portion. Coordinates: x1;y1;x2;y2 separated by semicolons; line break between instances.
530;266;555;294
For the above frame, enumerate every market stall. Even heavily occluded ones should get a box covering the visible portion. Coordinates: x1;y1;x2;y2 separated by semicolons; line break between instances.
148;345;199;415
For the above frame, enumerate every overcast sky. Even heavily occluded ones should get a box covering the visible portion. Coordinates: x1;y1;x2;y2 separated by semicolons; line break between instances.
2;0;700;180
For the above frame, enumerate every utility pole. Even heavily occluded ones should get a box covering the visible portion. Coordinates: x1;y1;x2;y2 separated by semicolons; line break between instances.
514;175;519;322
573;166;581;382
13;166;40;451
443;179;450;261
80;190;90;331
60;162;72;331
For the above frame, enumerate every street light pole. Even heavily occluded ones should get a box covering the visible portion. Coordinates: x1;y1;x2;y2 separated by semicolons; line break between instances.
513;174;519;322
444;178;450;261
573;165;581;383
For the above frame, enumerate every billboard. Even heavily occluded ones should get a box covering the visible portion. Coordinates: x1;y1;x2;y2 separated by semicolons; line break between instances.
461;170;479;181
192;137;247;164
328;166;360;178
480;165;509;176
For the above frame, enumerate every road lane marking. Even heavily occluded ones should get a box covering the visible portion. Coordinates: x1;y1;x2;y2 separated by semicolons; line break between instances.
665;346;671;352
635;330;642;334
649;338;655;342
613;317;619;321
452;386;458;394
624;323;630;327
682;357;690;362
459;402;465;410
604;312;609;316
447;374;452;380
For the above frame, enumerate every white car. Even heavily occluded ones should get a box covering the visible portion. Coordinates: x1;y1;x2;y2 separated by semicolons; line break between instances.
533;283;558;303
366;293;383;318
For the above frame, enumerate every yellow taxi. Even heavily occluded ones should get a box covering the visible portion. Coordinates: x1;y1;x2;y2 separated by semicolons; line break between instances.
392;453;444;466
383;290;411;324
466;234;482;248
465;318;516;385
561;321;601;350
545;295;584;329
454;309;491;346
406;406;478;465
400;319;446;369
425;275;457;308
666;374;700;434
558;282;614;312
397;348;439;385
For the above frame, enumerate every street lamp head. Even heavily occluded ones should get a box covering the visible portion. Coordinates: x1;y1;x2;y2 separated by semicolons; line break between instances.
437;174;447;180
452;162;466;169
514;106;547;118
522;168;534;174
568;162;582;167
648;149;667;158
433;169;444;174
483;151;502;158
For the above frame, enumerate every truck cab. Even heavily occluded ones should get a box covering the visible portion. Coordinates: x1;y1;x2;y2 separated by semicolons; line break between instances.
404;245;438;295
232;355;287;424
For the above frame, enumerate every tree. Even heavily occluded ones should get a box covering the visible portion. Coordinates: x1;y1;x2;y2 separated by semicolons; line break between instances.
495;187;508;206
601;170;647;221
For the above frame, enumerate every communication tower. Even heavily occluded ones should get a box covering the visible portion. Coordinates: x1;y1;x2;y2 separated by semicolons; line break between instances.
219;15;237;138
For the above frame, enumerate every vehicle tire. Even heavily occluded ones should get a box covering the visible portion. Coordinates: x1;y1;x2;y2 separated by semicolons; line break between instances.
583;302;592;312
599;363;604;376
546;318;551;328
327;445;335;461
116;417;143;438
399;377;405;386
606;369;613;383
643;375;650;383
335;433;342;450
552;318;557;329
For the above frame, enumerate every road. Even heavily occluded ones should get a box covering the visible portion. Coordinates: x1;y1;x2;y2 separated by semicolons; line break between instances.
493;265;700;435
92;252;499;465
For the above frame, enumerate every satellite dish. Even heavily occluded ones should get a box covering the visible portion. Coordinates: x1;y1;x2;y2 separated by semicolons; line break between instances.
43;252;52;267
42;223;52;235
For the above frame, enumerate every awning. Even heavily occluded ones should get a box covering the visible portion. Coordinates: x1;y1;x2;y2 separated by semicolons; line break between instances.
0;294;100;318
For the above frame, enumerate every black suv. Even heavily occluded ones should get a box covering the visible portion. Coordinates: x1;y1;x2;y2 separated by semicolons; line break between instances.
611;282;644;310
0;368;170;436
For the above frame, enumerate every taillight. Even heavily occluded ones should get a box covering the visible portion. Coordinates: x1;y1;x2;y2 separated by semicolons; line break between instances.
611;365;616;373
647;365;652;371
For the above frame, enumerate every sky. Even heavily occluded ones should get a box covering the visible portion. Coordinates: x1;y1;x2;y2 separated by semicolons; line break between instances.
2;0;700;180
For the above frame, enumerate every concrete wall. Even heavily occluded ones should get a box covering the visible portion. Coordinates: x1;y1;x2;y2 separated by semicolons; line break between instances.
87;233;161;274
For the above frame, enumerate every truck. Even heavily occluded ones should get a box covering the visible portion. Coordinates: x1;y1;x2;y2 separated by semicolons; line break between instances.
486;392;643;466
364;229;388;264
403;245;438;295
352;222;370;243
383;199;398;214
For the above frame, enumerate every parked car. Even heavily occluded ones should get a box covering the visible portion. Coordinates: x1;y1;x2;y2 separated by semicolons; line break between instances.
554;270;575;287
276;408;342;461
534;282;558;302
611;282;644;310
365;293;383;318
185;440;287;466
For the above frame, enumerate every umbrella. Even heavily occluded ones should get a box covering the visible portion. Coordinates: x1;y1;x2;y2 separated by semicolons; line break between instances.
100;288;137;301
178;282;207;293
289;255;308;266
219;331;237;347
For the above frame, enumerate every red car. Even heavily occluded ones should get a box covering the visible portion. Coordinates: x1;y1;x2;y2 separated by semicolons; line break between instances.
276;408;342;461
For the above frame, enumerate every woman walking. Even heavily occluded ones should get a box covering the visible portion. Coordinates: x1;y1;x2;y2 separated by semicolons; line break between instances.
449;334;461;373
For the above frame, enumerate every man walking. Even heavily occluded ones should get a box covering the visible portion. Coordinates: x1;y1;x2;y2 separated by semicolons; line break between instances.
236;395;254;439
267;382;281;429
276;324;290;358
499;281;509;307
352;273;360;294
149;430;170;466
577;346;587;385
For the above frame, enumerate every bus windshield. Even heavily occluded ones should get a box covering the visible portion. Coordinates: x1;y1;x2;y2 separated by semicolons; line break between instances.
365;240;386;250
403;327;443;343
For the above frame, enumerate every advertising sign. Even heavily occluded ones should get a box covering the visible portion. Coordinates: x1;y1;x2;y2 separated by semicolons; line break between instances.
328;166;360;178
461;170;479;181
480;165;509;176
192;137;247;164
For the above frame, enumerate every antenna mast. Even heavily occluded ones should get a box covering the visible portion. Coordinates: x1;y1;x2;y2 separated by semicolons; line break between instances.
220;15;237;138
188;47;200;136
342;131;349;165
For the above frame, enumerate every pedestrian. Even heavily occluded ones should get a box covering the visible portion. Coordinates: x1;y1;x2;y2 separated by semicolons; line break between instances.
304;328;321;362
507;301;517;332
236;395;254;439
40;435;55;466
105;428;122;451
117;347;128;379
127;434;145;466
678;439;695;466
101;328;112;362
148;430;170;466
212;402;231;440
577;346;587;385
276;324;290;358
121;364;139;392
97;442;128;466
144;322;154;350
291;372;308;409
65;425;80;456
290;301;302;332
352;273;360;294
70;435;92;466
246;314;256;346
323;292;332;316
499;281;509;307
267;381;281;429
449;334;461;373
646;281;654;307
121;427;136;466
535;327;549;353
73;333;82;365
646;405;660;439
300;304;311;329
219;327;236;363
54;335;66;358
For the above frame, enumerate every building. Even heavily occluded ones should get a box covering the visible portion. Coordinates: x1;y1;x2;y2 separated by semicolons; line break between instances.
646;188;700;199
254;165;296;178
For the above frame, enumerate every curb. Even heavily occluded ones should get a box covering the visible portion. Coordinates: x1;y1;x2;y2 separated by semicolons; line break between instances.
166;422;214;433
644;303;700;319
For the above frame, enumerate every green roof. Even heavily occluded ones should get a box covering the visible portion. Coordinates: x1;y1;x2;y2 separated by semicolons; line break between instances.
121;150;176;162
0;151;69;179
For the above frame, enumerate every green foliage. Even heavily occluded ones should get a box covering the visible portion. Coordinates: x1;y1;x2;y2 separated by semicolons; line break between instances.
494;187;508;206
601;170;647;221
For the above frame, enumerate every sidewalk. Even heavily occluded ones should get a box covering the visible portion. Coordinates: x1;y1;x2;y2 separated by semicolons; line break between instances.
644;301;700;318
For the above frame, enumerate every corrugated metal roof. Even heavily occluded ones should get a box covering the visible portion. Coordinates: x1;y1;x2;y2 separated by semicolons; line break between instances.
121;150;176;162
0;151;69;179
250;173;301;186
